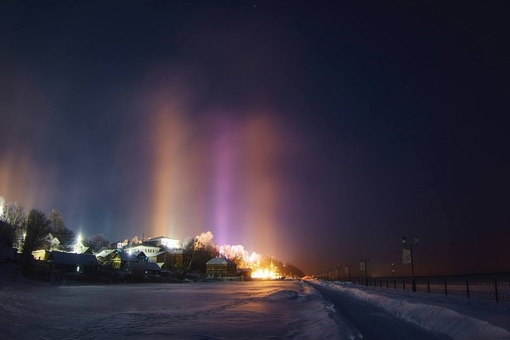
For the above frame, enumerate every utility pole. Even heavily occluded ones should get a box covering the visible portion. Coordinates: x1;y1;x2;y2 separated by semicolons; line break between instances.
402;236;419;292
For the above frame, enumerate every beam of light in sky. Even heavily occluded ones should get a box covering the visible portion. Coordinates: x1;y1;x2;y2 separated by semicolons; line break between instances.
146;90;211;240
151;102;189;238
212;117;238;245
146;94;284;257
241;115;281;254
0;74;61;215
0;148;56;211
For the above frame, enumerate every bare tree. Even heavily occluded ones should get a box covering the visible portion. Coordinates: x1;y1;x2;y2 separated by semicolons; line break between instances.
0;220;16;247
21;209;50;264
86;233;110;251
1;201;26;227
48;209;65;234
47;209;75;246
185;232;219;273
0;202;26;248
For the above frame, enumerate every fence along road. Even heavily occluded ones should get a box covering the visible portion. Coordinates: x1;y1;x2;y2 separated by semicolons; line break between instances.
344;274;510;302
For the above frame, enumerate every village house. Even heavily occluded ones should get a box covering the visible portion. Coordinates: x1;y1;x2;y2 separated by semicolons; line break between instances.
123;261;162;280
162;248;192;270
47;251;99;275
144;236;180;250
124;244;161;263
95;248;117;263
96;249;140;270
32;249;50;261
237;268;252;280
206;258;237;279
41;233;61;250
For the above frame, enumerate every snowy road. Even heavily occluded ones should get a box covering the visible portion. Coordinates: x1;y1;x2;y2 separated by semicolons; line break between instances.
311;283;449;339
1;274;509;339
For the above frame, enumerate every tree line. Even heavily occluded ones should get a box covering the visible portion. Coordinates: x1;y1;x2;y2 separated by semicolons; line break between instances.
0;200;108;265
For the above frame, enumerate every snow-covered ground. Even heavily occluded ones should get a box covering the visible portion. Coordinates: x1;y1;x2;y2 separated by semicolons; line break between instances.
1;264;509;339
0;266;342;339
310;280;510;339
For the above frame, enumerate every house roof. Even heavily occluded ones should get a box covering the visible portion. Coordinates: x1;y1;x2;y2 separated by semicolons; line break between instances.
95;249;116;258
117;252;140;262
48;251;99;266
123;262;162;272
148;236;167;240
127;244;160;250
206;258;236;266
134;251;148;258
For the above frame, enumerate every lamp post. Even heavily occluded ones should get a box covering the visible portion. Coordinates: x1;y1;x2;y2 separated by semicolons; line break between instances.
336;266;340;281
392;263;395;277
345;262;352;282
360;256;370;286
402;236;418;292
74;233;82;254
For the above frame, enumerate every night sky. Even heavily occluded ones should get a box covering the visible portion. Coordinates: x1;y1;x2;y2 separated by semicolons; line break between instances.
1;1;509;276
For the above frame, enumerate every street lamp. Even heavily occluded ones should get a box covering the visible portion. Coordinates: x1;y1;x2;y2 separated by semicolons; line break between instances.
335;266;340;281
360;255;370;286
392;262;395;277
344;262;352;282
402;236;418;292
74;233;83;253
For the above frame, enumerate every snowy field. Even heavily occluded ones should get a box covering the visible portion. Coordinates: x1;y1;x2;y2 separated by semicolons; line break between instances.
1;266;509;339
0;270;342;339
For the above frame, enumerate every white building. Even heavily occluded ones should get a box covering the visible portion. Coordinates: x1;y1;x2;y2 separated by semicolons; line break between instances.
126;245;161;256
145;236;180;250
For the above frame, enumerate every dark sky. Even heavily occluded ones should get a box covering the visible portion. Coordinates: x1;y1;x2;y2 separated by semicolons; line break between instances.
1;1;509;276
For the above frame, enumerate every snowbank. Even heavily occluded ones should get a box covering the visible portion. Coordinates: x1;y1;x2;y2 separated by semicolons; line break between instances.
320;281;510;339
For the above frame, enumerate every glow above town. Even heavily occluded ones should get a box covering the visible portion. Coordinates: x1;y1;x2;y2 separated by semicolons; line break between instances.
146;91;284;258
